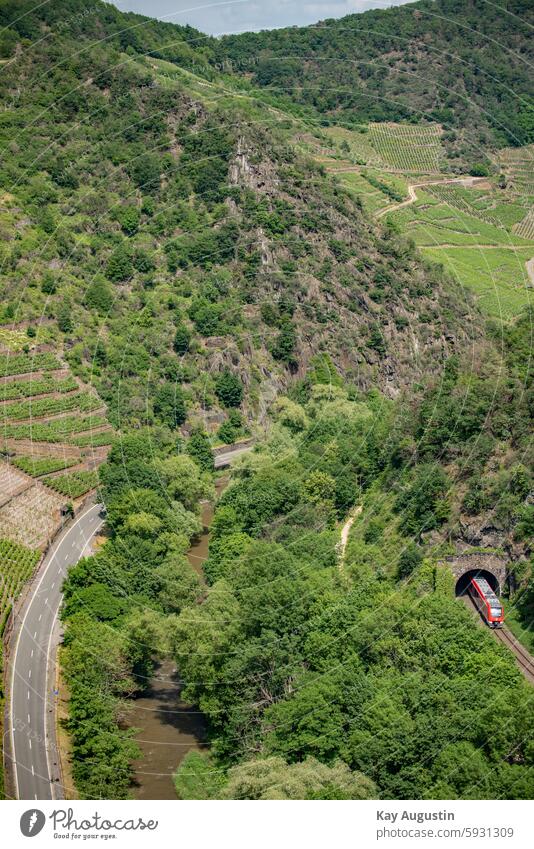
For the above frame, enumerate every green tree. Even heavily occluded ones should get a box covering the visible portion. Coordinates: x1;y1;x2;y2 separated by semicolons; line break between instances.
128;154;161;192
117;205;140;236
41;272;57;295
86;278;113;313
153;383;186;428
155;553;202;614
105;244;133;282
304;471;336;505
174;752;226;800
173;324;191;355
57;299;73;333
221;756;376;800
398;543;423;579
154;454;214;510
215;369;243;408
187;430;215;472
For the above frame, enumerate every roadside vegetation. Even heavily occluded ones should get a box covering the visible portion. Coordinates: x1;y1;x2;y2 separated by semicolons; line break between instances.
0;0;532;802
59;432;214;798
172;364;533;800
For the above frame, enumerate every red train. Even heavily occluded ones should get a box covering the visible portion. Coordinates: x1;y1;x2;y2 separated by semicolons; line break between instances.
469;576;504;628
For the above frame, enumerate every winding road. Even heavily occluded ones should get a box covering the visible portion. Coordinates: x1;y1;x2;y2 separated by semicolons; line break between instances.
7;503;104;800
375;175;489;219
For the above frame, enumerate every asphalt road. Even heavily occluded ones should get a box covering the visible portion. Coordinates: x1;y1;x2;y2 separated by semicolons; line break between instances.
214;443;253;468
8;503;104;800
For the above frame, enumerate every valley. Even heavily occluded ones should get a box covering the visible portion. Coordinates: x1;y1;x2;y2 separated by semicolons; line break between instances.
0;0;532;806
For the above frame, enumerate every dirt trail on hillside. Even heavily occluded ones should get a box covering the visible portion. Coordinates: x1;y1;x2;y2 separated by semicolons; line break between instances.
338;505;362;568
376;176;489;218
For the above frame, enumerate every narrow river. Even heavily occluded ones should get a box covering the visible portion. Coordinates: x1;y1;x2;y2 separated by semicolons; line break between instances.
128;481;226;799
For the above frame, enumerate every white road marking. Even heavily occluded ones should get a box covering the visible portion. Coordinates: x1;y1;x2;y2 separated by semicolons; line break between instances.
51;582;55;588
29;739;31;750
9;503;102;799
31;765;34;776
44;601;61;803
27;691;30;700
38;615;42;622
33;632;37;639
27;714;30;724
30;649;33;658
28;670;31;678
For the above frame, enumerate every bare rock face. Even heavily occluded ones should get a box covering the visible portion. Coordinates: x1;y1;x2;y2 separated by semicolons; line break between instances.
224;127;480;401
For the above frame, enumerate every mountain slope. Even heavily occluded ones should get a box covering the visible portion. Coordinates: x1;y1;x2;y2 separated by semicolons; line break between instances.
0;0;532;804
0;0;479;436
216;0;534;155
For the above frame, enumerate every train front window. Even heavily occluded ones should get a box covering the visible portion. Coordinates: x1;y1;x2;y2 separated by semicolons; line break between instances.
490;607;502;617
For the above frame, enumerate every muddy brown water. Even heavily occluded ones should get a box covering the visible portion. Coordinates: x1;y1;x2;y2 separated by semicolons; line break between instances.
128;479;226;799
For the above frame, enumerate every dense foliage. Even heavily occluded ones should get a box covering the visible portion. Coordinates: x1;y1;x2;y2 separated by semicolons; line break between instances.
0;0;532;803
0;0;476;440
172;382;533;799
217;0;534;155
60;431;213;797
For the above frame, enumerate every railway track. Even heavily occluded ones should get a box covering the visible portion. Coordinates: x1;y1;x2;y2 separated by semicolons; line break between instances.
461;594;534;684
494;626;534;684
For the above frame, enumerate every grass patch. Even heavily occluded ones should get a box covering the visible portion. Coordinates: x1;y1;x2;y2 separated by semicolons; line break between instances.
503;598;534;655
422;246;533;319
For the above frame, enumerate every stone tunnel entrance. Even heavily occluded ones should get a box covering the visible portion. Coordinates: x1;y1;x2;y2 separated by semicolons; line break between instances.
455;569;501;597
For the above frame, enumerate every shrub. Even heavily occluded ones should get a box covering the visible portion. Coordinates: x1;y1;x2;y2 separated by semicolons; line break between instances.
215;370;243;408
153;384;186;428
173;324;191;355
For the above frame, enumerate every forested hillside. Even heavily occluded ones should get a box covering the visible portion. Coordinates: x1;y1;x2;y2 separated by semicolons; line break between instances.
0;0;477;435
0;0;532;803
172;377;533;800
217;0;534;156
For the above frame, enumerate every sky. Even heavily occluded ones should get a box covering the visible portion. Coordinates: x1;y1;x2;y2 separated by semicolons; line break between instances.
111;0;414;37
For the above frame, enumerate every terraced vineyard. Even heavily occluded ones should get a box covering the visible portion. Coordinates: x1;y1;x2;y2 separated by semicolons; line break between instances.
422;245;534;320
367;122;445;173
0;539;40;634
0;331;113;554
0;374;77;402
43;471;99;499
300;122;534;319
0;461;31;506
425;184;528;231
388;189;532;248
315;122;446;175
0;484;64;549
0;351;61;378
2;413;109;442
335;169;408;214
2;390;102;423
497;144;534;195
12;456;78;477
515;209;534;241
383;187;534;319
70;431;115;448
